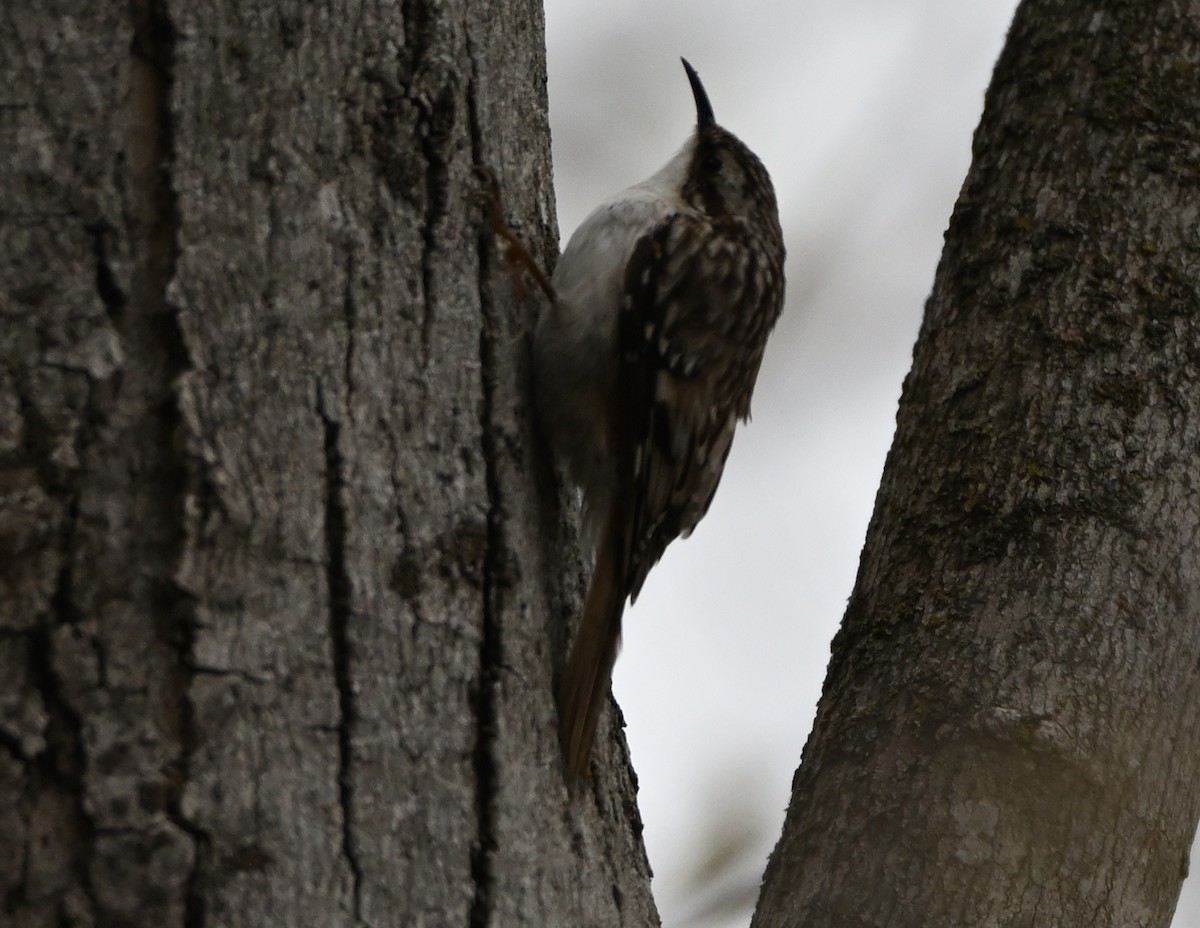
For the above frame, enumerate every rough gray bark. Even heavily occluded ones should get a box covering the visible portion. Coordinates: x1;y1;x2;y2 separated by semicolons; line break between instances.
754;1;1200;926
1;1;656;926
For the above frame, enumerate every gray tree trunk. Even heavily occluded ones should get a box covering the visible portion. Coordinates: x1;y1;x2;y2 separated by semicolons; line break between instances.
1;1;656;926
754;1;1200;925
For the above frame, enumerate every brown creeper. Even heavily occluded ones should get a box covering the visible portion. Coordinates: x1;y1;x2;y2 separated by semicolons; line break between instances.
536;59;786;784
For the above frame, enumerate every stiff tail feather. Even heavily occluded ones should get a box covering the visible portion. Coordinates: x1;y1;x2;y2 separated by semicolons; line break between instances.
558;530;626;785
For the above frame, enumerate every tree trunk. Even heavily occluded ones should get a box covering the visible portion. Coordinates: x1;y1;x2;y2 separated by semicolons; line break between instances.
754;1;1200;925
1;1;656;926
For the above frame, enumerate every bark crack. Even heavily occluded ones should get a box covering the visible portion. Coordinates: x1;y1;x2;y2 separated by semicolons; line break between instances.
321;406;365;924
402;0;450;360
342;253;358;392
84;220;128;320
469;291;502;928
0;727;25;763
466;54;500;928
129;1;207;925
35;571;99;916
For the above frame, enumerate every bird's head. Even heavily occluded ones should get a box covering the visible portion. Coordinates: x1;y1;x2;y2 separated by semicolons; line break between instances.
679;59;781;242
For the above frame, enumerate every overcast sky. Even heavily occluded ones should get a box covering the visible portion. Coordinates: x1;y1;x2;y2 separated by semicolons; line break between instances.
542;2;1199;925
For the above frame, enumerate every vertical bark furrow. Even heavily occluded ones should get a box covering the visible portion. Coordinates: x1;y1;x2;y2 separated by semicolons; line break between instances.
321;409;364;924
26;619;97;914
403;0;454;361
469;92;502;928
469;326;502;928
130;8;212;928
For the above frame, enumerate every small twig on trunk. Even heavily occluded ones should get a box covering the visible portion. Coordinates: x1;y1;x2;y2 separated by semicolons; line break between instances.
473;164;557;304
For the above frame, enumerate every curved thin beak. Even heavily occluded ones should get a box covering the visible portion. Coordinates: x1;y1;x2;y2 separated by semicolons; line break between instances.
681;58;715;129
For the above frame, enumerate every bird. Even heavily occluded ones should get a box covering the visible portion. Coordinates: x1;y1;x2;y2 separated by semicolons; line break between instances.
534;58;786;785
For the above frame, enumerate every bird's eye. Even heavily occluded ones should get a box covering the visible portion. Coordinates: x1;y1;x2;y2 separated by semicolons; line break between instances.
702;153;722;174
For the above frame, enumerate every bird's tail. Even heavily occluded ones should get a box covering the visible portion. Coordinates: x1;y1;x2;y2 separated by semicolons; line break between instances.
558;522;626;786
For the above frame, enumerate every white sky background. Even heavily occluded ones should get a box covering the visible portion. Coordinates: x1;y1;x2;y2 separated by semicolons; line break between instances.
542;2;1200;926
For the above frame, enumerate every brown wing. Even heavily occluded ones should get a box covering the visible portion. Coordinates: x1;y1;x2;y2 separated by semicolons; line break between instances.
617;213;783;603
